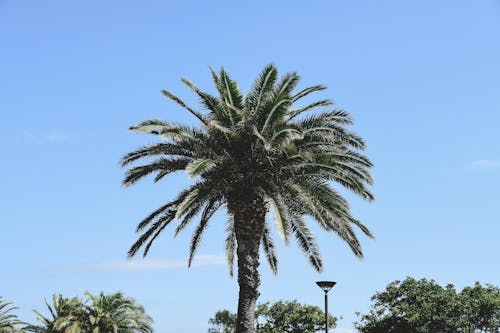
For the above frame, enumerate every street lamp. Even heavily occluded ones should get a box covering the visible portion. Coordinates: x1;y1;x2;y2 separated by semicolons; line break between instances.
316;281;336;333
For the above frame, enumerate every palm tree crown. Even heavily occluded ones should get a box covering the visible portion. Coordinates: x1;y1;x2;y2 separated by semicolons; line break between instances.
28;294;86;333
85;292;153;333
122;64;374;332
123;64;373;270
0;297;25;333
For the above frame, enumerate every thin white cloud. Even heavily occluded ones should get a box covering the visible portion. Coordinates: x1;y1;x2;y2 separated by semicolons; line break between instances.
44;131;69;143
470;159;500;169
20;130;69;143
81;254;226;272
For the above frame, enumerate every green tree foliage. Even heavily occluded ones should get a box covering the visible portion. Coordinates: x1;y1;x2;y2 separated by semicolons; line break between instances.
84;292;153;333
28;294;86;333
0;297;25;333
27;292;153;333
355;277;500;333
208;310;236;333
123;65;373;332
208;300;335;333
460;282;500;333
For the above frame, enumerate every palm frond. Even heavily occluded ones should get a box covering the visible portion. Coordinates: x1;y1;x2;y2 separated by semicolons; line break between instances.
185;158;217;178
288;99;334;120
121;143;195;167
122;158;190;186
161;89;206;124
174;180;219;235
291;84;326;101
266;194;290;244
261;223;278;274
128;119;173;135
136;210;177;257
188;199;222;266
219;67;244;110
245;64;278;113
290;215;322;272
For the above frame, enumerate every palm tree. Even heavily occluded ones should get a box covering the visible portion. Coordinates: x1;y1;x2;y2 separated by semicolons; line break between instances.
28;294;85;333
0;297;24;333
122;64;374;332
85;292;153;333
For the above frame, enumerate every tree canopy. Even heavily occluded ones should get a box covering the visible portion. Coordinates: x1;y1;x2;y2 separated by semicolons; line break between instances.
355;277;500;333
208;300;335;333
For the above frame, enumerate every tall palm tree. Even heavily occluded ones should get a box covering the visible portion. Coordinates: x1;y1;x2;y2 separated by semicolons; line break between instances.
0;297;25;333
122;64;374;332
85;292;153;333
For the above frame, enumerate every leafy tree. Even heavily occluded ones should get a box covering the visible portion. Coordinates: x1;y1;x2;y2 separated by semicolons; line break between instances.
0;297;25;333
459;282;500;333
27;292;153;333
208;310;236;333
255;300;335;332
208;300;335;333
122;64;374;332
355;278;500;333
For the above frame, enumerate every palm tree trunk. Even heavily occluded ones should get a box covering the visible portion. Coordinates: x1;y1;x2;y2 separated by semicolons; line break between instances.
231;195;266;333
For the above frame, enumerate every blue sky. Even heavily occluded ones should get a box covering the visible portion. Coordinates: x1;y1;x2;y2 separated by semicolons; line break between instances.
1;1;499;332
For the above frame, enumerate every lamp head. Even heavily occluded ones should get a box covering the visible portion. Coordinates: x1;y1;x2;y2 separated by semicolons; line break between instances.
316;281;336;292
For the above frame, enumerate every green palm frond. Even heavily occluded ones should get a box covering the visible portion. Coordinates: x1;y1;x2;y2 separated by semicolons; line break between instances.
245;64;278;113
290;215;322;272
161;89;206;124
123;158;190;186
0;297;24;332
188;198;223;266
266;194;291;244
288;99;333;120
218;67;244;109
291;84;327;101
261;223;278;274
128;119;172;134
121;143;195;167
130;210;177;258
185;158;217;178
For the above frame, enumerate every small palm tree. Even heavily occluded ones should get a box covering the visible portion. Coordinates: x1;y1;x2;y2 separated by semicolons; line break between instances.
28;293;152;333
0;297;25;333
85;292;153;333
28;294;85;333
122;64;374;332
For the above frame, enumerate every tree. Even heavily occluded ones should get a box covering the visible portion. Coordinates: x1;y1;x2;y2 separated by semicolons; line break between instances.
85;292;153;333
28;294;86;333
0;297;25;333
255;300;335;332
459;282;500;333
208;300;335;333
355;278;500;333
27;292;153;333
208;310;236;333
122;64;374;332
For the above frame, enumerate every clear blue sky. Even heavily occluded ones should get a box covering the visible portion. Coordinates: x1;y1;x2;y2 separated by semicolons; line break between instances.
1;1;499;332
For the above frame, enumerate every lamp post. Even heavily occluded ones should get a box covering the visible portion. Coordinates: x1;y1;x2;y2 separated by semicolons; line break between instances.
316;281;336;333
